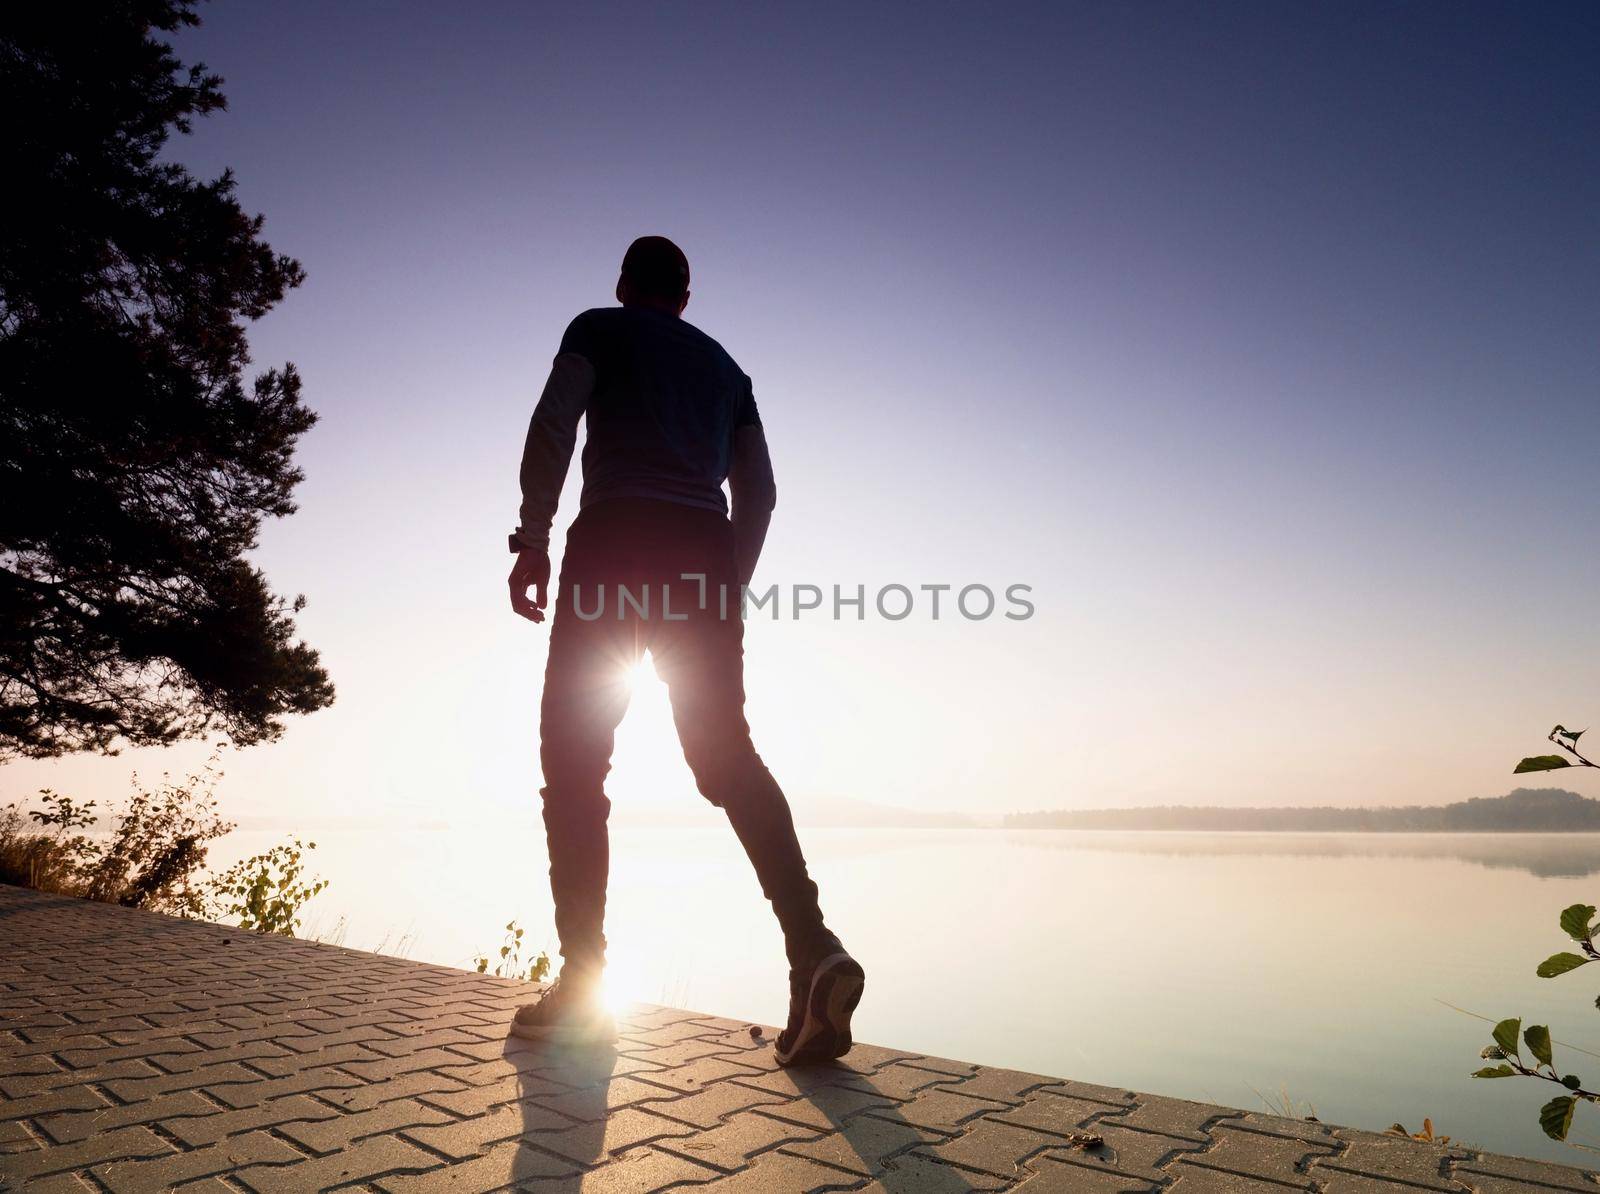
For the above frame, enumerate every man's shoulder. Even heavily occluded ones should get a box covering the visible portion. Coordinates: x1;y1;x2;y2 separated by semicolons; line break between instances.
566;306;621;331
558;307;623;358
674;316;744;373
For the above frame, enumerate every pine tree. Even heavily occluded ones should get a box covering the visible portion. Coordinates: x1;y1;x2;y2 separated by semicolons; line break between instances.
0;1;334;758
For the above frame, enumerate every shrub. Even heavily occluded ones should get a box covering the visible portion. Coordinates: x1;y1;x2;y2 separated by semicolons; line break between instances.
0;746;328;937
83;754;233;914
206;837;327;936
0;756;231;912
474;921;551;983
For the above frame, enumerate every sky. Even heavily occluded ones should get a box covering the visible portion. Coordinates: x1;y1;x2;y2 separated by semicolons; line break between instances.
7;1;1599;822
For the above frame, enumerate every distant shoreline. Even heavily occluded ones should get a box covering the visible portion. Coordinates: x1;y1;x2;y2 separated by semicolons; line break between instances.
1000;787;1600;834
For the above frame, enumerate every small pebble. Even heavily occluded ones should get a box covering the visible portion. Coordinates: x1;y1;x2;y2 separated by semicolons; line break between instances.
748;1025;764;1040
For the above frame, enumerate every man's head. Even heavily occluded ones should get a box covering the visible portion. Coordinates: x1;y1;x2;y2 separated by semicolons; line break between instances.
617;235;690;314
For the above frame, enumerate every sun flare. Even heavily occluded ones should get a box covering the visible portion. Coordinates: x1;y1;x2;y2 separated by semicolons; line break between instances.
599;966;636;1016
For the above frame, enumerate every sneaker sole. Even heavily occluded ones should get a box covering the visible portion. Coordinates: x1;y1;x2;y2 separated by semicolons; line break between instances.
775;952;865;1065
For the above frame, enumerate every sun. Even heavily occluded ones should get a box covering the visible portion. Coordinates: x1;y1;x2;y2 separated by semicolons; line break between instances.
623;656;654;694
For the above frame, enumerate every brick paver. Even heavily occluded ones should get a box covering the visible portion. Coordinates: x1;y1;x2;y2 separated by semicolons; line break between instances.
3;885;1597;1191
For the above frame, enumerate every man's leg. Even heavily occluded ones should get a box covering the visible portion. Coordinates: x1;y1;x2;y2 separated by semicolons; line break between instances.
652;592;829;969
538;556;638;980
655;591;865;1064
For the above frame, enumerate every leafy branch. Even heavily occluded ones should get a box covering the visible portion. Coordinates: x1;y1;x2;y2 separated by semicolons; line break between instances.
1513;725;1594;776
1470;723;1599;1144
1475;1008;1600;1141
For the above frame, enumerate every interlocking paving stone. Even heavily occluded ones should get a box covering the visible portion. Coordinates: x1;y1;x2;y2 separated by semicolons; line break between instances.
1164;1162;1311;1191
275;1097;457;1153
399;1099;571;1160
1015;1154;1162;1192
633;1080;790;1129
1450;1152;1600;1191
0;1120;38;1155
2;884;1597;1192
678;1148;862;1192
1103;1094;1246;1143
1308;1129;1467;1189
197;1062;368;1108
839;1058;953;1102
9;1175;99;1194
376;1137;580;1191
912;1116;1070;1178
626;1054;763;1093
1181;1122;1340;1185
1316;1175;1466;1194
32;1089;215;1145
92;1129;305;1193
865;1085;1012;1132
776;1106;949;1174
1035;1125;1210;1184
932;1066;1056;1106
994;1088;1136;1138
0;1125;172;1183
159;1093;340;1147
748;1080;899;1130
230;1133;445;1192
651;1107;821;1172
859;1148;1014;1191
532;1075;686;1122
520;1145;722;1193
519;1107;700;1165
1;1058;161;1099
327;1068;471;1113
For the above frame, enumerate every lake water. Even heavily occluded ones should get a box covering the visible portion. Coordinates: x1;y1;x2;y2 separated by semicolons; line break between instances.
209;824;1600;1165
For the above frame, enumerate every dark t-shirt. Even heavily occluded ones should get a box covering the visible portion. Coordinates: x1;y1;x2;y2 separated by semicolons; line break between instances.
559;306;760;516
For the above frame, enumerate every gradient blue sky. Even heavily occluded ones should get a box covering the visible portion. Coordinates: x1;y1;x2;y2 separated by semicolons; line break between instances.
9;1;1599;820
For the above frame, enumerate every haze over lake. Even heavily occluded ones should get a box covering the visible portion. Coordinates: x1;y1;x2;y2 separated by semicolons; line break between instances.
208;824;1600;1165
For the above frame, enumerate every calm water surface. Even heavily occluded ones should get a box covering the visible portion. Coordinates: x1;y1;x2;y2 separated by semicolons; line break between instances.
210;825;1600;1165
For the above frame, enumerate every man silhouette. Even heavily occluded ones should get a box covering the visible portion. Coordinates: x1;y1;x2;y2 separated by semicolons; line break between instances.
507;237;863;1064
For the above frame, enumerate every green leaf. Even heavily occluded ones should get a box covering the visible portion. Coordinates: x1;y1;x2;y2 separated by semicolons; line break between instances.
1539;1096;1577;1141
1537;953;1590;978
1515;756;1571;773
1553;726;1584;744
1472;1065;1517;1078
1493;1018;1522;1057
1560;905;1596;942
1563;1074;1583;1090
1525;1024;1554;1067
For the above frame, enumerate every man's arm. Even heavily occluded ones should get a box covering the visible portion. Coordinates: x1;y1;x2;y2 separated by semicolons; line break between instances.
508;352;595;622
728;423;777;586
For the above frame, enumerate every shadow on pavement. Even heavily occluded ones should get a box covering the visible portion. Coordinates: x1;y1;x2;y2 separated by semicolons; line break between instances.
486;1022;981;1191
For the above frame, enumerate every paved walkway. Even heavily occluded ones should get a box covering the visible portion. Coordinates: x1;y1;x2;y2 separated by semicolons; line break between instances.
2;886;1596;1192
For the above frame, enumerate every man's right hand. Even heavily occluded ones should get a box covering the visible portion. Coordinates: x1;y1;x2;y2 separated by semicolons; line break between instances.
508;548;551;623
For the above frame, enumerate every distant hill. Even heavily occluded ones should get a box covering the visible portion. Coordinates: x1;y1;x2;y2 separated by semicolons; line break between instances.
795;796;976;829
1003;788;1600;832
609;795;975;829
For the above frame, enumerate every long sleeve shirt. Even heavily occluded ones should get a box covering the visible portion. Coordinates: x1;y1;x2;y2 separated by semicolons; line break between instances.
513;305;774;552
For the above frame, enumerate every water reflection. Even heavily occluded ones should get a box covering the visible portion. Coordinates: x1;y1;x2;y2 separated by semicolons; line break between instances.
990;830;1600;878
